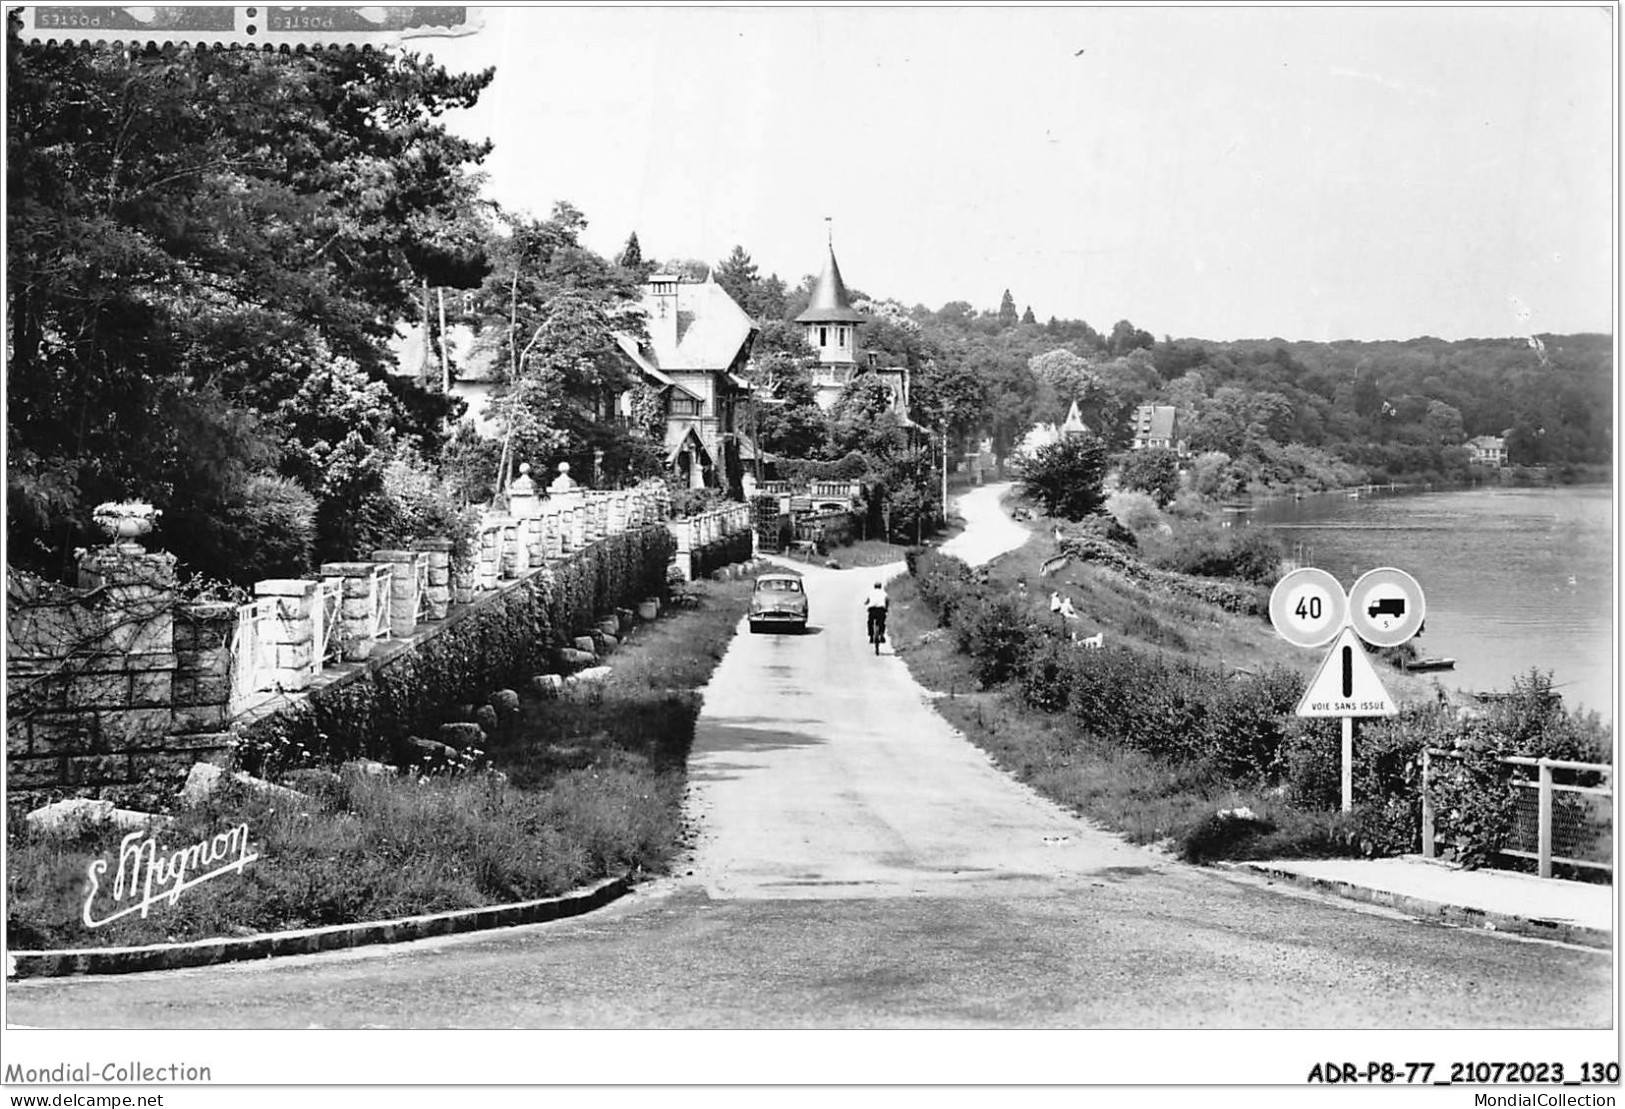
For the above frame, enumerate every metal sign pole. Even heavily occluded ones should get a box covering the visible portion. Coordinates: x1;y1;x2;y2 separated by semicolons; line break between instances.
1342;717;1355;813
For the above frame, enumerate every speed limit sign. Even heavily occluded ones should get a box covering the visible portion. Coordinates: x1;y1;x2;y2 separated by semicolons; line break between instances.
1268;567;1348;648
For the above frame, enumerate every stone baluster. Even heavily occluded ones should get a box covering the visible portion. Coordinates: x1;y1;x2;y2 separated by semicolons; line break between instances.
543;509;563;559
500;523;521;579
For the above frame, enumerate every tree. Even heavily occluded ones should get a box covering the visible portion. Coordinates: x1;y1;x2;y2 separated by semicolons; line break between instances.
1117;447;1181;507
6;31;494;579
998;289;1018;326
1016;434;1109;520
1107;319;1155;356
714;246;760;309
467;205;644;489
1021;305;1037;326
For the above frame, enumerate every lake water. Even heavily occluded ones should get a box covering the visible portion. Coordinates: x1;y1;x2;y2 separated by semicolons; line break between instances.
1239;484;1616;722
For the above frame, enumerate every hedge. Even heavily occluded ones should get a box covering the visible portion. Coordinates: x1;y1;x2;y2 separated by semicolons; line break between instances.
234;526;677;777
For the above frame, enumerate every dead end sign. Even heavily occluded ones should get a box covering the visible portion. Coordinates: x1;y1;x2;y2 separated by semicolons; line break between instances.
1296;627;1397;718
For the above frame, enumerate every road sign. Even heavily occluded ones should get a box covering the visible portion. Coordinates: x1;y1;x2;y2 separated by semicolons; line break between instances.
1347;567;1426;648
1295;627;1397;718
1268;567;1348;648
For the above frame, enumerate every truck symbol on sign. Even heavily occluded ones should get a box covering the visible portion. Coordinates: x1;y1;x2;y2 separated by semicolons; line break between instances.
1367;598;1406;620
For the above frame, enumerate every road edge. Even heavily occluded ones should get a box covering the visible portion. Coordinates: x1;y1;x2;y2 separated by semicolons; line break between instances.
1230;862;1612;949
6;872;634;980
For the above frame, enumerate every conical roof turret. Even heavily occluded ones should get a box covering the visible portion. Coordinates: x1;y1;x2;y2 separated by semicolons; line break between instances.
796;244;867;324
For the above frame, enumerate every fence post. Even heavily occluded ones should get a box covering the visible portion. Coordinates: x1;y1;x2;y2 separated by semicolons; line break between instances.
1537;760;1553;879
254;579;317;692
320;563;380;660
370;550;423;638
414;539;452;620
1420;749;1435;859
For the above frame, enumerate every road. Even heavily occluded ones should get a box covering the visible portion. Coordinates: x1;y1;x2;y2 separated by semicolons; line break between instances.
5;484;1612;1034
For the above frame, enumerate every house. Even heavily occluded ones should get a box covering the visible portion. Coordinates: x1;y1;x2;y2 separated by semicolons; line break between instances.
390;274;762;492
1129;404;1180;451
616;272;760;490
1467;434;1507;468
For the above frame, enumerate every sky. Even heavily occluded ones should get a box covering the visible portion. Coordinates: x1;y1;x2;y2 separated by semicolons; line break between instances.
414;5;1617;344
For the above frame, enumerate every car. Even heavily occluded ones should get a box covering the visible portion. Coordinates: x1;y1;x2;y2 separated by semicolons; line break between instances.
749;573;808;633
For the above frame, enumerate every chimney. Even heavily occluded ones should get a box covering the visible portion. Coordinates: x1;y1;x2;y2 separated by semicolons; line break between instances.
647;272;680;359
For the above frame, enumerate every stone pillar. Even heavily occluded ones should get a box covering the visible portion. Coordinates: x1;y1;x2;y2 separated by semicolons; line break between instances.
609;493;628;535
507;462;544;567
321;562;384;660
414;539;453;620
173;601;234;732
475;523;502;591
543;509;563;559
369;550;424;638
668;521;693;581
499;523;521;579
255;578;318;692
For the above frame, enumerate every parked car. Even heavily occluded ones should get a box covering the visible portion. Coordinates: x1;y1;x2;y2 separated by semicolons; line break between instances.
749;573;808;634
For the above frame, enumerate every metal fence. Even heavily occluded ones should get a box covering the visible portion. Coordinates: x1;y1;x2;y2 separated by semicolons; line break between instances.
1423;749;1613;878
228;597;278;714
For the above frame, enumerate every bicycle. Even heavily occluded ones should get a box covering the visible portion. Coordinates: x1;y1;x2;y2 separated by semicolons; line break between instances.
866;607;887;655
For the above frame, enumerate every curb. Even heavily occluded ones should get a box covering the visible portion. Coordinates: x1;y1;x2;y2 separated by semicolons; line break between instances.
1233;863;1613;950
6;872;635;980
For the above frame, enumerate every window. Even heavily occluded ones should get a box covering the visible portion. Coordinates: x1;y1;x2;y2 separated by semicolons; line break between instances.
819;326;828;347
837;326;847;347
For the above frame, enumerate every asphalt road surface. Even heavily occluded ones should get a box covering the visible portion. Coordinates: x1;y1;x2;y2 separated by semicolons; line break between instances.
5;485;1612;1033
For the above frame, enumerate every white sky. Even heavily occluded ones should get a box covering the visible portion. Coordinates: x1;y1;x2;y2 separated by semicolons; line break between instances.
418;4;1616;343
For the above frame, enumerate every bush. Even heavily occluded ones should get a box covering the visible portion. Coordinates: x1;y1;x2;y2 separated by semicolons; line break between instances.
1106;489;1164;535
1203;666;1304;782
954;594;1036;688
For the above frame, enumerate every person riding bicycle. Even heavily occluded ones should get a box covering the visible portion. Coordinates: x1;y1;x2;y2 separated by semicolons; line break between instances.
862;581;889;644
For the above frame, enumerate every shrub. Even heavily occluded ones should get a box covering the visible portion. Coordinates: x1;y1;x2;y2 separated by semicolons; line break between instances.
1106;489;1165;535
1019;635;1075;713
1204;666;1304;782
955;594;1036;688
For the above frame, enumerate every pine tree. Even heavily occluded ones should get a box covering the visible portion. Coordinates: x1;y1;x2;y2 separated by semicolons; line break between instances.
998;288;1018;325
616;231;645;273
1021;305;1037;325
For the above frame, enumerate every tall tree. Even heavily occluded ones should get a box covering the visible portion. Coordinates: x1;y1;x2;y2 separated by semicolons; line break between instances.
6;29;494;577
998;289;1018;326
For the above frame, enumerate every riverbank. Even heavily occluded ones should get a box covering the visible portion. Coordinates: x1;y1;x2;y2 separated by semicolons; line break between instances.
890;489;1611;867
5;576;754;951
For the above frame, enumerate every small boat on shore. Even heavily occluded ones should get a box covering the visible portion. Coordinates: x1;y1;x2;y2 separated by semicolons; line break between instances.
1404;657;1457;672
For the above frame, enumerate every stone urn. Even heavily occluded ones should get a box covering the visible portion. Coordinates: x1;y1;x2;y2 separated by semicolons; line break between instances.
92;500;161;553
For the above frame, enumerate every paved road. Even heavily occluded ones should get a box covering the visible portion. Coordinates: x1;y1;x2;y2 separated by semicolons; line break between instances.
5;484;1611;1032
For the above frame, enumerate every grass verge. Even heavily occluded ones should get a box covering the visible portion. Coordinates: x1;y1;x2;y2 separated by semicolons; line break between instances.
888;517;1401;864
5;577;753;951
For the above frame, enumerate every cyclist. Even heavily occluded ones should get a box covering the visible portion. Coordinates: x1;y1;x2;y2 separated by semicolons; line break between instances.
862;581;889;649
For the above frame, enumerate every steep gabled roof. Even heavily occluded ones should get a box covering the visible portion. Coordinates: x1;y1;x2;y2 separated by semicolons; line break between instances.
1061;400;1091;435
795;245;867;323
613;333;702;401
642;278;758;371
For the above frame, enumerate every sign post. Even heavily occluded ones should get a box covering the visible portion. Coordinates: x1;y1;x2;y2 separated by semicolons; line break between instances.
1269;567;1424;813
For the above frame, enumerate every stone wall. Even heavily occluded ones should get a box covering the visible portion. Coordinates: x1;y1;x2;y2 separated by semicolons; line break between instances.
4;474;731;811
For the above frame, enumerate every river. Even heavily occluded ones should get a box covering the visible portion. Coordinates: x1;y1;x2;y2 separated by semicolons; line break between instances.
1238;483;1615;722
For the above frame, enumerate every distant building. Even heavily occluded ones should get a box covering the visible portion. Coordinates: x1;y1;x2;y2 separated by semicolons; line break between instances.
1129;404;1180;451
1467;434;1507;468
796;240;868;411
1060;400;1091;440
